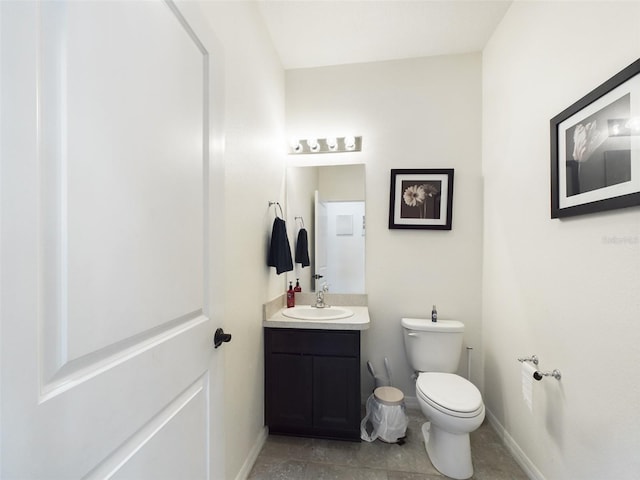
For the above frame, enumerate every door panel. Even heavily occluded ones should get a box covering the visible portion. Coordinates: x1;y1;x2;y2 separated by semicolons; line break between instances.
40;0;205;362
89;377;209;480
1;1;221;478
314;190;328;289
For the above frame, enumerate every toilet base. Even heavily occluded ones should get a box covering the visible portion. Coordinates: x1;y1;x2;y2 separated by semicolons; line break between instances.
421;422;473;480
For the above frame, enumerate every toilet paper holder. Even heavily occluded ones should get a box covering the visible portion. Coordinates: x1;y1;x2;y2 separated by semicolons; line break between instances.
533;369;562;381
518;355;561;381
517;355;539;365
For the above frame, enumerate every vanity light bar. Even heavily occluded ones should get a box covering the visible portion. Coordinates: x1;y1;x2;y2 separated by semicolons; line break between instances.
289;136;362;154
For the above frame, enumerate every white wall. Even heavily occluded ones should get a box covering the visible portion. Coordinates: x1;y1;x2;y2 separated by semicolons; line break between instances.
482;2;640;479
285;166;318;292
319;164;366;201
286;54;484;399
190;3;286;479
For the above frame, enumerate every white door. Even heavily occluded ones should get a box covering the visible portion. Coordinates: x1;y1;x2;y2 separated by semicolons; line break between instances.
314;190;328;290
325;201;365;294
1;1;225;478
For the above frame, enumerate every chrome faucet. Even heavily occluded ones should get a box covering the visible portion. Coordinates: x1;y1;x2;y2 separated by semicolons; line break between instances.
314;283;330;308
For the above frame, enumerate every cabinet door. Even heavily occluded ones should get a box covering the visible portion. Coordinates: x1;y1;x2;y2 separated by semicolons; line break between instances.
313;356;360;436
266;353;313;431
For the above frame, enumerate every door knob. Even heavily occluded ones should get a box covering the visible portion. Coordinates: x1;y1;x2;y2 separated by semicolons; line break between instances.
214;328;232;348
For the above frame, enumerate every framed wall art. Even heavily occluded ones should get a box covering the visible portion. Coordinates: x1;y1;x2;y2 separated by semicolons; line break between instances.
551;58;640;218
389;169;454;230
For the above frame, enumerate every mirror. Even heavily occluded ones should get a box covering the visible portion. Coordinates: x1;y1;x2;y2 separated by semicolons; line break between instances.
286;164;365;293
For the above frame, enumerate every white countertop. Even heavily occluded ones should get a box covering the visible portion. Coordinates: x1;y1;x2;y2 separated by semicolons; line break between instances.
263;305;370;330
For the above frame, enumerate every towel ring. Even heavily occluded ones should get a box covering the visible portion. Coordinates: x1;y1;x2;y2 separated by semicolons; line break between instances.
268;201;284;218
295;216;305;228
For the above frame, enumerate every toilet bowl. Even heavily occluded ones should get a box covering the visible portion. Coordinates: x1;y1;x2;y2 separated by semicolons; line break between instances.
416;372;485;480
401;318;484;480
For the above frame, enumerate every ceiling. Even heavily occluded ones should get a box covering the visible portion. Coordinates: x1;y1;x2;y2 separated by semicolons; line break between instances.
257;0;513;70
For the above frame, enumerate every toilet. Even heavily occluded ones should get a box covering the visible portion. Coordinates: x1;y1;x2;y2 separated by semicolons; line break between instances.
401;317;485;480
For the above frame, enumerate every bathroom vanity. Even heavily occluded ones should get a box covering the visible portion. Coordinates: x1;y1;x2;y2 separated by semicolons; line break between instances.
263;303;369;441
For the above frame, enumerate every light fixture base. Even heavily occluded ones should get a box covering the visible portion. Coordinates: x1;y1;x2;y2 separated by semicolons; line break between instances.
289;136;362;154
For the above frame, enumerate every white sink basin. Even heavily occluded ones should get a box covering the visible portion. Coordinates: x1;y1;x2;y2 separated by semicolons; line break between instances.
281;306;354;321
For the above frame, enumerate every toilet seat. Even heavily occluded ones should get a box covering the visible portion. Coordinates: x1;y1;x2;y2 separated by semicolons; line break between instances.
417;372;483;418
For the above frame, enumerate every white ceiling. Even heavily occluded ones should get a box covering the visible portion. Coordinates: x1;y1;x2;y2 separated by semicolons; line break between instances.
258;0;513;70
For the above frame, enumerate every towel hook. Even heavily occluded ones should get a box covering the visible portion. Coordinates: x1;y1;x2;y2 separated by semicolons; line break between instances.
268;201;283;218
295;216;305;228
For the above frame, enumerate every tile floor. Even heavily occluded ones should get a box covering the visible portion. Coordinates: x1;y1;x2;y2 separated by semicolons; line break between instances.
247;409;529;480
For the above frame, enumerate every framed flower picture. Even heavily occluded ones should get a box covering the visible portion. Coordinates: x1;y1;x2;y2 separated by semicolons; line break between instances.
551;58;640;218
388;169;454;230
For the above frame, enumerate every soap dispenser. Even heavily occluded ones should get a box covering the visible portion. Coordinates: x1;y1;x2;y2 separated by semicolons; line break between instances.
294;279;302;293
287;281;295;308
431;305;438;322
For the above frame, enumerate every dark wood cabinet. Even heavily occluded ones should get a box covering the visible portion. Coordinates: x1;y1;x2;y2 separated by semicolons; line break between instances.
264;328;361;441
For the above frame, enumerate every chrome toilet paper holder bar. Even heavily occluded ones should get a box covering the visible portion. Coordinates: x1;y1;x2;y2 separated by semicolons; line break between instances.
518;355;562;381
533;369;562;381
517;355;539;365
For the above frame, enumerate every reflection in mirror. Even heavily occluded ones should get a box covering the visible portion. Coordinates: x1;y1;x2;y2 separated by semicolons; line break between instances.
286;164;365;293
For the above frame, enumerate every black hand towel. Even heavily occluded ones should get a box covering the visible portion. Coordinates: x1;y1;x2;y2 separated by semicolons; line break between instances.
267;217;293;274
295;228;310;267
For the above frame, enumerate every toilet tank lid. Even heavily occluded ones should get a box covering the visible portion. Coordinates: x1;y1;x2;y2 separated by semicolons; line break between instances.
401;318;464;332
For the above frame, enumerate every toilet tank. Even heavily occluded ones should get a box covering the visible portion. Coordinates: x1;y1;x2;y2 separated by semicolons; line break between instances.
401;318;464;373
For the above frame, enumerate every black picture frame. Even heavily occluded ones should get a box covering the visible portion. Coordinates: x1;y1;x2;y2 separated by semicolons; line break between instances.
551;58;640;218
389;169;454;230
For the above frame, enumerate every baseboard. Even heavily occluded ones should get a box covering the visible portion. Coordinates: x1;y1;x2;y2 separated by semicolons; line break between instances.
234;426;268;480
485;409;545;480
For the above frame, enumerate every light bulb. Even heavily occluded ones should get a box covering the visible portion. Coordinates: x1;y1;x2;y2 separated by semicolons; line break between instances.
344;136;356;150
626;117;640;132
290;138;303;153
326;137;338;151
307;138;320;152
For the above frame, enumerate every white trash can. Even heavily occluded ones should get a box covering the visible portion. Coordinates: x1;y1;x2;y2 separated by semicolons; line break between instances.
360;386;408;443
